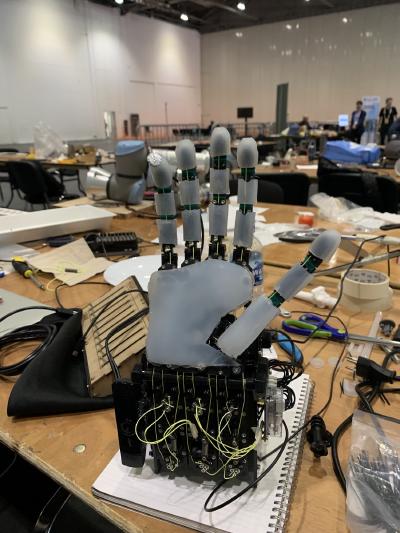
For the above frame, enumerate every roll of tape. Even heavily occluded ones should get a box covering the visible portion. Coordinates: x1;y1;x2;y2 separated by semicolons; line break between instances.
340;269;392;312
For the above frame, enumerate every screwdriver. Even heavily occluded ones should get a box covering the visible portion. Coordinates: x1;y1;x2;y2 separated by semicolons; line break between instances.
12;256;44;290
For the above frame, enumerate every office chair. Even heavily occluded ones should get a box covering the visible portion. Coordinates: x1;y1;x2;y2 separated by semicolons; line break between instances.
229;178;284;204
318;158;399;213
7;161;77;209
0;149;19;204
57;168;84;195
256;173;310;205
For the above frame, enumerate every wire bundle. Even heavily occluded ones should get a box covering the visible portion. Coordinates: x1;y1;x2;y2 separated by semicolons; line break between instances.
0;306;58;377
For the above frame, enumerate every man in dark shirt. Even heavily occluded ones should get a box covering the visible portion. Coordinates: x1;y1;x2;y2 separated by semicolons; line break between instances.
349;100;367;143
379;97;398;144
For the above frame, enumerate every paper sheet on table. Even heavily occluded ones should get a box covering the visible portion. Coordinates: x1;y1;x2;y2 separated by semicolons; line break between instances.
296;164;318;170
253;223;304;247
29;238;112;286
0;244;39;275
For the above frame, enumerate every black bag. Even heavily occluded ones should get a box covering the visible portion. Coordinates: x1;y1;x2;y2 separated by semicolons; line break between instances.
7;310;113;418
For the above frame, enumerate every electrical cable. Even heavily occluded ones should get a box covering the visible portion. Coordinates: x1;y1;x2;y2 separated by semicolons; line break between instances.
79;288;148;347
0;306;59;376
104;307;149;380
331;350;399;493
202;335;348;512
0;306;57;325
54;281;110;308
286;235;384;346
0;324;57;376
257;340;347;462
268;328;300;366
204;420;289;512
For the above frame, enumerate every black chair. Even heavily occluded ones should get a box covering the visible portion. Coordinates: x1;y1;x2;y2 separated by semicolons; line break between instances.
257;173;310;205
229;178;284;204
6;161;78;209
57;168;84;195
0;149;19;204
318;157;399;213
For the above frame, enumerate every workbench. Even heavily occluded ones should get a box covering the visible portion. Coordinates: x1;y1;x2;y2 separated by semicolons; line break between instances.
0;204;399;532
232;156;399;184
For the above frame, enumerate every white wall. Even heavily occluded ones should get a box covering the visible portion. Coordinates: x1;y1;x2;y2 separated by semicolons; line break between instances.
0;0;201;143
201;4;400;125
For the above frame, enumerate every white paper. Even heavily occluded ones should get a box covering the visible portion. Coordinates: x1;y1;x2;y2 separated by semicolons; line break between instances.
253;223;303;247
0;244;39;275
29;238;112;286
296;164;318;170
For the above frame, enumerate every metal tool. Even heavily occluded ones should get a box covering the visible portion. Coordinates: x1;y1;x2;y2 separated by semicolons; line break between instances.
379;319;395;337
274;332;303;365
314;249;400;277
11;256;44;290
282;313;347;341
282;313;400;349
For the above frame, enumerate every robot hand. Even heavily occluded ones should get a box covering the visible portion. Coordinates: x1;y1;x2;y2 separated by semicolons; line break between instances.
146;259;253;367
146;128;341;368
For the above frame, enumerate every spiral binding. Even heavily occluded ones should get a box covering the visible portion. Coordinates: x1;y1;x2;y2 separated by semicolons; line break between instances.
266;377;314;533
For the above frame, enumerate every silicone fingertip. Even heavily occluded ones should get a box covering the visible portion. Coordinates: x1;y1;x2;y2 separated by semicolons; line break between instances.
210;127;231;157
237;137;258;168
176;139;196;170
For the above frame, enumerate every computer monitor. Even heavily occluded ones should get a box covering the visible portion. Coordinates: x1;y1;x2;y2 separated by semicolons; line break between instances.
237;107;253;119
338;114;349;127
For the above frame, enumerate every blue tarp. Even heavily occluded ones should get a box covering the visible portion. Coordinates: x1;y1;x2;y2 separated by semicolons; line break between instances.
323;140;380;164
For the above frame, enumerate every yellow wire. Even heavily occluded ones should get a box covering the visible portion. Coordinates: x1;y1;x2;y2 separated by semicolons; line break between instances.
194;403;259;460
135;381;259;479
45;277;62;292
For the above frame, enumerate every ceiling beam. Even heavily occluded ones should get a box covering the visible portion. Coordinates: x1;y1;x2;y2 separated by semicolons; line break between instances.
170;0;259;21
123;0;205;23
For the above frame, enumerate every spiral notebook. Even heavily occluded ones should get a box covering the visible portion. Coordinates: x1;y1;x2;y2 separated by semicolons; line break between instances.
92;373;313;533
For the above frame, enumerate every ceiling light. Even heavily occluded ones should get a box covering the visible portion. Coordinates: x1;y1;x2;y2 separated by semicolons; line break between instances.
115;0;124;4
180;13;189;21
296;23;300;29
237;2;246;11
305;0;310;2
286;24;292;30
342;17;348;23
235;31;243;38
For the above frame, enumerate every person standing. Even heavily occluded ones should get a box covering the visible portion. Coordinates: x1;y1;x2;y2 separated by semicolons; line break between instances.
349;100;367;143
379;97;397;145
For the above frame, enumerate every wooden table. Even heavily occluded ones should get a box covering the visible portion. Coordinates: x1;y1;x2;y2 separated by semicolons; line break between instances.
1;204;399;533
150;140;278;151
232;156;400;184
0;153;115;171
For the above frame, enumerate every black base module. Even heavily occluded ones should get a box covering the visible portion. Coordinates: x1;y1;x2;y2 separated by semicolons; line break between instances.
113;332;271;482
